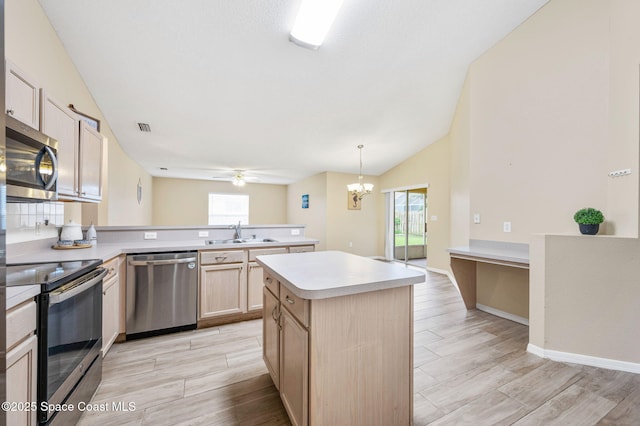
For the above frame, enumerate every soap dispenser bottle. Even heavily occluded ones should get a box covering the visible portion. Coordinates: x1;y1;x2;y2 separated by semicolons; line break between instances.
87;223;97;246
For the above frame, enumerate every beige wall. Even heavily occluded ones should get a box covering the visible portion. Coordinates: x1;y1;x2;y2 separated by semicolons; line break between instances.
467;0;613;243
6;0;153;228
287;173;328;251
152;177;287;226
530;234;640;365
326;172;380;257
287;172;380;256
378;137;451;271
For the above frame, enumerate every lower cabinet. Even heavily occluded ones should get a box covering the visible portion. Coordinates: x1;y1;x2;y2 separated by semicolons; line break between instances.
102;256;122;356
279;307;309;426
200;263;246;318
6;300;38;426
263;287;280;389
263;282;309;426
248;263;265;312
262;271;413;426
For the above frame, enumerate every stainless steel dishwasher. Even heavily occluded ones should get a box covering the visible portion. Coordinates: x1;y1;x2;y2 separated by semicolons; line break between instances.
126;251;198;339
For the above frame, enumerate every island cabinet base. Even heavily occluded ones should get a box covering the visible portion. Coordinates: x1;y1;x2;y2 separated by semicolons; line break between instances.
309;285;414;425
265;280;414;426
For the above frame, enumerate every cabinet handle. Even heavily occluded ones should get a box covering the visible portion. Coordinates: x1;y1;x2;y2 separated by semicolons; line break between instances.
6;109;14;115
214;256;227;261
285;295;295;304
265;277;273;284
271;305;278;322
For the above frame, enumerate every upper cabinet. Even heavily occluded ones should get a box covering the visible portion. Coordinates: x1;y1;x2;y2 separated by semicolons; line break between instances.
41;91;80;198
40;92;104;202
78;121;103;201
5;60;40;130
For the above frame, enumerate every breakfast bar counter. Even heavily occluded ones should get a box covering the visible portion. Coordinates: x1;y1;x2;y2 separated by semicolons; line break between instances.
256;251;424;426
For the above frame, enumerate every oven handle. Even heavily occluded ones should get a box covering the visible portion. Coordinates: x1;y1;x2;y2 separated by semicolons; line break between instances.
49;268;108;305
128;257;197;266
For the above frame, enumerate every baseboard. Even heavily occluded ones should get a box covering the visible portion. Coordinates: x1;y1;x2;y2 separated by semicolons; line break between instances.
527;343;640;374
476;303;529;326
426;266;450;276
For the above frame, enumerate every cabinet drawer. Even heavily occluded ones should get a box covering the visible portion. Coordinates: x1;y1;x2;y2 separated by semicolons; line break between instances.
288;245;315;254
103;256;120;282
6;300;37;351
249;247;287;261
200;250;244;265
280;285;309;327
264;272;279;298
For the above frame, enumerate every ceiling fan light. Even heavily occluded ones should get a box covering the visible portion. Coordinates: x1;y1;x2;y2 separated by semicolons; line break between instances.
289;0;344;49
232;175;246;187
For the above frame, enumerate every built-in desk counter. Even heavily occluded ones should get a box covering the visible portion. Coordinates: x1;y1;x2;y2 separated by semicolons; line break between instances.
448;240;529;314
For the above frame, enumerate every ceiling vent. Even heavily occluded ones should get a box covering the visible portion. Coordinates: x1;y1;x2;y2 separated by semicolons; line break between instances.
137;123;151;132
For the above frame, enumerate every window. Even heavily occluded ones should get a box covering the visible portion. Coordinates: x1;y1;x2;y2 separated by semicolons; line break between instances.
208;193;249;225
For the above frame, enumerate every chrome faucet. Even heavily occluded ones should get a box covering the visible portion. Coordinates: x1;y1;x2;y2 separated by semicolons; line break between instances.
230;221;242;239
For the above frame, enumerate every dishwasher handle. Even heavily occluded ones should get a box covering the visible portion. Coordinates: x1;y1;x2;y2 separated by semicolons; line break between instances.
128;257;197;267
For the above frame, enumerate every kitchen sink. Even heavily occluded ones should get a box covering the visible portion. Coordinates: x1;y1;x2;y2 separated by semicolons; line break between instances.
206;238;277;245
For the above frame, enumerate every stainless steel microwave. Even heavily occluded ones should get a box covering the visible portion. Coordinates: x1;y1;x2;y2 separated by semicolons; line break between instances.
5;114;59;201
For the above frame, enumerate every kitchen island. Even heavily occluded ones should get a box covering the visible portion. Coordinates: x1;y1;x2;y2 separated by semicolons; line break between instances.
257;251;425;426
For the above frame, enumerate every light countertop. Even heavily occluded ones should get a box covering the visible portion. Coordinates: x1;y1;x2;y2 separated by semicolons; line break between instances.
448;239;529;265
256;250;425;299
8;238;319;264
7;285;40;310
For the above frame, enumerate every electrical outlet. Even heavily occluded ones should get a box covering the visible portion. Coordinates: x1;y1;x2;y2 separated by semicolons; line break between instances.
349;242;353;247
503;222;511;233
144;232;157;240
473;213;481;224
198;231;209;238
291;229;300;236
431;215;438;221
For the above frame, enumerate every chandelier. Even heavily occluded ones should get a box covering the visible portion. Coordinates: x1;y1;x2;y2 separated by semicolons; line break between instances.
347;145;374;200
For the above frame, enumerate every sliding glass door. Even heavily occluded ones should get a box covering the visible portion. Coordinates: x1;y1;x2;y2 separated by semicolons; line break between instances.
393;188;427;264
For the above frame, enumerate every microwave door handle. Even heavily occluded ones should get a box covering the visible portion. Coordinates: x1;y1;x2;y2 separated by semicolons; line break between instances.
35;146;59;191
49;268;108;305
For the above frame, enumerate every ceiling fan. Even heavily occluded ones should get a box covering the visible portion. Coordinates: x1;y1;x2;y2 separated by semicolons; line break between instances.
209;170;260;186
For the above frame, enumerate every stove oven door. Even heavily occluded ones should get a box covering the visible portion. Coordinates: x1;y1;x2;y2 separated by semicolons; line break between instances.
38;267;107;424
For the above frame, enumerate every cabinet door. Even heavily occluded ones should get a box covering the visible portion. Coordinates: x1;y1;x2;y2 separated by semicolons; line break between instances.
6;334;38;426
41;91;80;197
248;262;265;312
6;61;40;130
279;308;308;426
263;287;280;389
79;120;103;201
102;275;120;356
199;264;245;319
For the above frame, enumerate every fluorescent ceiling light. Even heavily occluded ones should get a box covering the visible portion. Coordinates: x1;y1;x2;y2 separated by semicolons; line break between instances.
290;0;344;50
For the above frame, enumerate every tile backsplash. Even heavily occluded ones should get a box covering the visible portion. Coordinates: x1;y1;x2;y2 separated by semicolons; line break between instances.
6;201;65;244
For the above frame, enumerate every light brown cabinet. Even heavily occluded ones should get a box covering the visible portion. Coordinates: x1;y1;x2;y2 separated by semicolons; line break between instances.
5;60;40;130
262;270;413;426
78;120;103;201
40;91;80;198
6;300;38;426
263;287;280;389
199;263;246;318
198;246;300;325
279;306;309;426
102;256;122;356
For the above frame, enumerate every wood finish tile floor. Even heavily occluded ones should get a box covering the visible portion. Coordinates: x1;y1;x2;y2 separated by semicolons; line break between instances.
78;271;640;425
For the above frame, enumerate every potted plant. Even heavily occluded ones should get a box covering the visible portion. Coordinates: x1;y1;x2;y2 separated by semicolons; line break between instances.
573;207;604;235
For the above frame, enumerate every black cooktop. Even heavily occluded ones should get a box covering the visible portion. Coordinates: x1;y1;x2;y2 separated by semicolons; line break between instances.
7;259;103;292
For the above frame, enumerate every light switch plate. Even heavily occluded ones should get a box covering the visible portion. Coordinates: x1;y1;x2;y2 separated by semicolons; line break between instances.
144;232;157;240
473;213;481;224
198;231;209;237
431;215;438;221
503;222;511;233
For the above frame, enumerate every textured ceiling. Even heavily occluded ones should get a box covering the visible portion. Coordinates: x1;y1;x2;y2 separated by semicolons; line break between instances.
38;0;548;185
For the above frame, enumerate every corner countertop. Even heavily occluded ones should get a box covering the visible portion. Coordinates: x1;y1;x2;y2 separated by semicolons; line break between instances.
7;285;40;310
256;250;425;300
